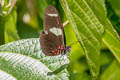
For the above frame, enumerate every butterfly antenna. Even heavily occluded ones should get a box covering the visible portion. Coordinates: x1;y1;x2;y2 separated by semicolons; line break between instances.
68;37;90;46
68;41;79;46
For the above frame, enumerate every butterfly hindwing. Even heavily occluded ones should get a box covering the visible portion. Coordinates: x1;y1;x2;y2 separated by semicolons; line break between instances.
40;32;60;56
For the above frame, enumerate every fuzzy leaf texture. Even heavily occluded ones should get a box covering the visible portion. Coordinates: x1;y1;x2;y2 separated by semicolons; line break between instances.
0;38;70;80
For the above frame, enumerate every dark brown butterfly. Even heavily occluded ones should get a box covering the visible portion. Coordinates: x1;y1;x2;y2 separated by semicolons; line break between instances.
40;5;70;56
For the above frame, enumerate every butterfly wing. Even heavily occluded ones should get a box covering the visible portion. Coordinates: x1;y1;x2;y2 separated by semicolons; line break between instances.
40;5;66;56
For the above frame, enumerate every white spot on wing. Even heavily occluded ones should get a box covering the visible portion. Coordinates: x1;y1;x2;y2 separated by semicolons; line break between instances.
49;27;62;36
48;13;58;17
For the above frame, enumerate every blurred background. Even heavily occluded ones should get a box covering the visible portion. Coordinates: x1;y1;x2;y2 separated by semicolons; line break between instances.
0;0;120;80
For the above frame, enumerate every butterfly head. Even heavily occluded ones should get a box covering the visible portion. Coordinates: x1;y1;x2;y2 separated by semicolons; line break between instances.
66;46;71;53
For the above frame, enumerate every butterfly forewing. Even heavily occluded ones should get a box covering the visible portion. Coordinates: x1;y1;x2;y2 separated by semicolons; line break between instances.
44;5;63;31
40;5;66;56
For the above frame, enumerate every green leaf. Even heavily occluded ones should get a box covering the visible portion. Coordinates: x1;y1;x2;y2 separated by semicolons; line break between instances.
60;0;104;79
87;0;120;63
100;50;114;65
102;27;120;62
109;0;120;18
0;16;5;45
65;24;84;62
35;0;48;29
17;20;39;39
86;0;107;26
0;0;8;15
0;38;69;80
70;73;91;80
4;10;20;43
100;60;120;80
86;0;120;39
35;0;48;20
90;0;120;63
0;70;16;80
106;0;120;35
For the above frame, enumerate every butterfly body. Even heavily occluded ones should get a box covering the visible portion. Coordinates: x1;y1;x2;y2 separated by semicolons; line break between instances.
40;5;70;56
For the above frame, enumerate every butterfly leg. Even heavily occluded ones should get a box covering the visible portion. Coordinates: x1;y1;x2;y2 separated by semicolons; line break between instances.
63;20;69;27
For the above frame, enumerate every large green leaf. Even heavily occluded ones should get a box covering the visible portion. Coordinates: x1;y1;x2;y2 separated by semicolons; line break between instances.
0;70;16;80
0;38;69;80
109;0;120;18
60;0;104;79
100;60;120;80
87;0;120;62
70;73;91;80
0;0;16;45
106;0;120;35
4;10;20;43
102;28;120;62
100;50;114;65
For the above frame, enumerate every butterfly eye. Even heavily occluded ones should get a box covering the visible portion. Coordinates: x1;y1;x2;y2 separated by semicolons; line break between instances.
66;46;71;52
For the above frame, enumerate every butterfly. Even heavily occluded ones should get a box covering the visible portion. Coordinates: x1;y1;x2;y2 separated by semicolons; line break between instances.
40;5;70;56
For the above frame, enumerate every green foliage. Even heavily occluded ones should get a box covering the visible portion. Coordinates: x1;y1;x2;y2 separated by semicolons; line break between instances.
4;10;20;43
60;0;104;79
0;38;69;80
0;0;120;80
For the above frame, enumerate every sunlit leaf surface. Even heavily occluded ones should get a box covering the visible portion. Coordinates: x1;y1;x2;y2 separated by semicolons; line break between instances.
0;38;69;80
60;0;104;79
